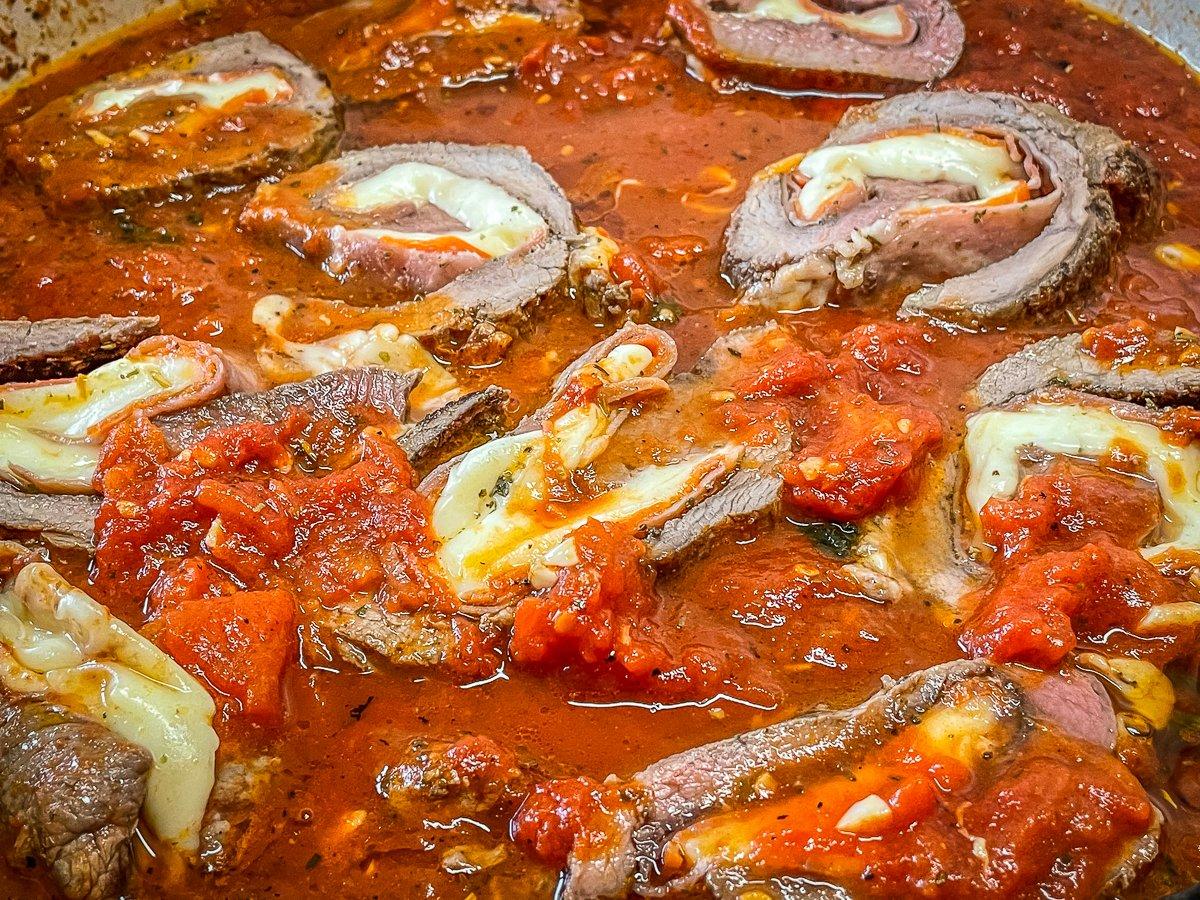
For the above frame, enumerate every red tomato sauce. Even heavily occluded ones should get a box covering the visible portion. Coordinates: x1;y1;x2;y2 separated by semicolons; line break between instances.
0;0;1199;895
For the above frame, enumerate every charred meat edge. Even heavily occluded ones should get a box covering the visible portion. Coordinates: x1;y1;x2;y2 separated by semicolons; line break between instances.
973;330;1200;407
0;696;151;900
0;315;159;384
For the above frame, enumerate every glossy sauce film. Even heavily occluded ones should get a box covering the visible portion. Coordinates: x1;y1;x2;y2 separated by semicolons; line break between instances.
0;0;1198;896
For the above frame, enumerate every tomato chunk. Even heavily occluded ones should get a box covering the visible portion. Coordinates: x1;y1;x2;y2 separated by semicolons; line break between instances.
151;589;296;724
960;540;1197;667
731;324;943;522
979;465;1161;561
510;776;628;868
780;393;942;520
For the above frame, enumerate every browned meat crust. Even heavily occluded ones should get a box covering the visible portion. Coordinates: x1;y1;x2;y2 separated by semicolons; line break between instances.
153;366;420;451
0;483;99;551
0;698;151;900
973;331;1200;407
0;315;160;383
398;385;510;467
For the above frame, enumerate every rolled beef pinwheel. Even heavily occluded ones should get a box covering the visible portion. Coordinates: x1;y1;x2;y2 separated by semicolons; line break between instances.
668;0;964;89
242;142;629;360
6;33;341;204
723;91;1160;322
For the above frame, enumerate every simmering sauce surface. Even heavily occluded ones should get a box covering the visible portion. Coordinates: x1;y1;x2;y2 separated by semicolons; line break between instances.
1;0;1198;896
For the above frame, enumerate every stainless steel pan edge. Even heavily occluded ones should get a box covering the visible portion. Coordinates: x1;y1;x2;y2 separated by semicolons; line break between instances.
0;0;1195;96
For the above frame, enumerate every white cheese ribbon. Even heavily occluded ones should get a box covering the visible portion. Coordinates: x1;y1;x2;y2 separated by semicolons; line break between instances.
741;0;912;42
329;161;548;259
794;132;1028;221
963;401;1200;563
252;294;461;417
0;563;218;854
0;349;212;493
83;69;293;117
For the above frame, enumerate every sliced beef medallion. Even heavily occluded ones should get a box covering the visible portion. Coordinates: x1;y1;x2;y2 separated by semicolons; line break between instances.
535;659;1159;899
241;143;631;362
0;315;159;383
308;0;584;102
723;90;1160;322
6;32;341;204
974;320;1200;407
0;697;152;900
668;0;964;90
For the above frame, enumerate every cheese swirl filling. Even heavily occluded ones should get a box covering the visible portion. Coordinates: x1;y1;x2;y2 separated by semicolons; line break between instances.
739;0;916;44
328;161;548;259
792;131;1031;221
432;343;739;598
83;68;294;117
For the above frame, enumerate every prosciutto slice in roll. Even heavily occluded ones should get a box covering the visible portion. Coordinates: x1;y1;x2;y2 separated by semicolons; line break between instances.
723;90;1160;323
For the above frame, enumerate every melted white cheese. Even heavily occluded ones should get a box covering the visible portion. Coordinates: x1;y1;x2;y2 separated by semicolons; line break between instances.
794;132;1027;221
963;401;1200;563
329;161;548;259
432;341;732;597
83;69;293;117
437;445;739;597
0;563;217;853
0;349;211;492
252;294;461;417
741;0;910;41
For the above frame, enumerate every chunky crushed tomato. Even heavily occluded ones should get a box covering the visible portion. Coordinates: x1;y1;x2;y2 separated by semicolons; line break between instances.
964;465;1199;667
961;539;1199;667
730;323;942;521
93;413;444;721
150;589;295;725
1082;318;1199;367
979;465;1161;562
509;519;734;696
510;776;629;868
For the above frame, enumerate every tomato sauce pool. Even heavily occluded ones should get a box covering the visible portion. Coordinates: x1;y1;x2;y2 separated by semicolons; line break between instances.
0;0;1199;896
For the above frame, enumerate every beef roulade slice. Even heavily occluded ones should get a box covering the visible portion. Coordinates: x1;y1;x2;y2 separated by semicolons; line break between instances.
723;90;1160;323
7;33;340;204
669;0;964;90
242;142;627;361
